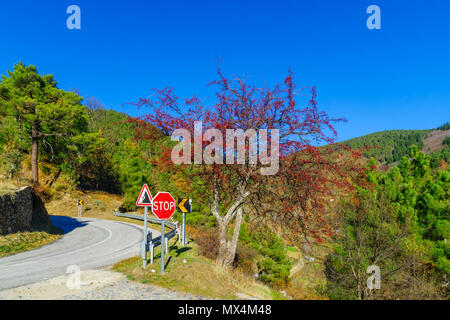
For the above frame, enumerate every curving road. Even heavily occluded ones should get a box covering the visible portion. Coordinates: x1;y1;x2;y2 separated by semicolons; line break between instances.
0;216;158;291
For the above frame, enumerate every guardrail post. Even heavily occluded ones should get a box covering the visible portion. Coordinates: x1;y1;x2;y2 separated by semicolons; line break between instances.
165;238;169;254
150;243;154;264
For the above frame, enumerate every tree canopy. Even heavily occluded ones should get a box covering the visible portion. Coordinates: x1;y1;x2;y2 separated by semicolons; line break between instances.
0;63;88;185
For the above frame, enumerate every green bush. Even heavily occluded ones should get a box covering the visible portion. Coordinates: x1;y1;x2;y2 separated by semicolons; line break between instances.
239;225;292;287
1;150;23;178
54;184;68;192
182;211;215;228
92;200;106;211
437;122;450;131
442;137;450;146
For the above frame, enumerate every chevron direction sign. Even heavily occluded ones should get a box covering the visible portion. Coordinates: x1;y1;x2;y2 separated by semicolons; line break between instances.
177;198;192;213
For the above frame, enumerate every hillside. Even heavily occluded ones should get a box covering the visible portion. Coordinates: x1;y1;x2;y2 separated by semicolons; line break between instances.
340;124;450;166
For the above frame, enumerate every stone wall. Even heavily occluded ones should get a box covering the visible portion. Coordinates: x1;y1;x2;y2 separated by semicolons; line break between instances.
0;186;54;235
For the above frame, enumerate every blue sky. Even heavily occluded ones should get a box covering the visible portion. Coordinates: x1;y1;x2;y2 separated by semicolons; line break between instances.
0;0;449;142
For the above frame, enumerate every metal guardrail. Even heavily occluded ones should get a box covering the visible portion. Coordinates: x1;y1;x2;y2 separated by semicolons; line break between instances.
113;211;180;265
113;211;179;230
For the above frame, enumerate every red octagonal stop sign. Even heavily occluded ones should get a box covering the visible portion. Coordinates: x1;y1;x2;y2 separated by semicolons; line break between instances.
151;192;176;220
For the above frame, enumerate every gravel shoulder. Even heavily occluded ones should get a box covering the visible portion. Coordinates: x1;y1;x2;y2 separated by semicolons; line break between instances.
0;268;205;300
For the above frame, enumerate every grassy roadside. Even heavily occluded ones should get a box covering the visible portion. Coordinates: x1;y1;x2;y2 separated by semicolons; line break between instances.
113;237;287;300
0;231;62;258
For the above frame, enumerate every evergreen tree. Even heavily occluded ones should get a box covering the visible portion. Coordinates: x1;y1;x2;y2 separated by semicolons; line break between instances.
0;63;88;185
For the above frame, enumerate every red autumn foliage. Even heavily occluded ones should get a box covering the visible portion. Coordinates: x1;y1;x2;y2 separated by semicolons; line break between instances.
128;69;367;248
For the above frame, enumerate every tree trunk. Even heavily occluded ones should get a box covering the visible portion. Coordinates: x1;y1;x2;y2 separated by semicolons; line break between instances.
211;178;249;268
48;167;62;187
18;120;23;152
216;207;244;268
31;121;39;186
223;207;243;266
216;218;228;265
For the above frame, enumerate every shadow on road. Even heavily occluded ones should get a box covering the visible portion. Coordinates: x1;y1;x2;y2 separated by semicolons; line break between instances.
49;216;88;234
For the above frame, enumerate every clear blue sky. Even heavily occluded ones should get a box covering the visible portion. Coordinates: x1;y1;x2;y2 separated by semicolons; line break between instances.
0;0;449;141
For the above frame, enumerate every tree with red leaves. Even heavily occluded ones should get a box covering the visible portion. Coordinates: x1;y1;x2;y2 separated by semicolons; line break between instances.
130;70;365;267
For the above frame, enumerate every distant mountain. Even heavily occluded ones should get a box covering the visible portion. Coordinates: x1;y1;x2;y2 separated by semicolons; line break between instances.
340;123;450;166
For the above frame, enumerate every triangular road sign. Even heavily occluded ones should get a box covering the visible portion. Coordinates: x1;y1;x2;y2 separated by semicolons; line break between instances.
136;184;153;207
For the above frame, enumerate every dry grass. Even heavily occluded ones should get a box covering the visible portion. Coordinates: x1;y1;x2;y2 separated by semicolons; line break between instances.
113;238;282;300
0;231;62;258
423;129;450;153
286;246;300;260
45;190;158;227
0;180;19;196
47;191;122;219
287;242;332;300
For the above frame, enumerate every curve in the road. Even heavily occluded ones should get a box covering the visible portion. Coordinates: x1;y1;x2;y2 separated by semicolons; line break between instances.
0;216;159;291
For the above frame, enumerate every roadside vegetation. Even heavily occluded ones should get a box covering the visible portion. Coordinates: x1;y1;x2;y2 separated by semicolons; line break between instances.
113;236;288;300
325;147;449;299
0;231;62;258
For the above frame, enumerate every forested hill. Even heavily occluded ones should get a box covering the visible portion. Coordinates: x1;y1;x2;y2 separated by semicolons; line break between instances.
340;123;450;167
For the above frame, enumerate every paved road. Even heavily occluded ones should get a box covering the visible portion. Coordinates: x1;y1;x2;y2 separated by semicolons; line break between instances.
0;216;158;291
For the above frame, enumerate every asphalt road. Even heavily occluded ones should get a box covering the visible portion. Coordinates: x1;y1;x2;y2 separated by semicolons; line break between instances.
0;216;158;291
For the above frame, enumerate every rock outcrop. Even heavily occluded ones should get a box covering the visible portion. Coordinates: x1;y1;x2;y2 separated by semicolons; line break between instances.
0;186;54;235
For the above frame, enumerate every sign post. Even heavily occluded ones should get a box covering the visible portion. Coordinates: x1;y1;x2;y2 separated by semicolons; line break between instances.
136;184;153;269
152;192;176;273
182;212;186;247
177;198;192;246
160;221;165;273
143;207;149;268
77;200;84;217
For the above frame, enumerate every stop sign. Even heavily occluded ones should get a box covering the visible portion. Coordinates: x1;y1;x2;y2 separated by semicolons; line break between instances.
151;192;176;219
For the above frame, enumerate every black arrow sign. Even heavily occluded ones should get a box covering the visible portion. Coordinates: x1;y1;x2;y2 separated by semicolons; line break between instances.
177;198;191;213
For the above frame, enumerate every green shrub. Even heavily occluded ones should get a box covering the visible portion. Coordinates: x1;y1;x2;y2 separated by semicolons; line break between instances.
39;164;52;176
239;225;292;287
92;200;106;211
182;211;215;228
1;150;23;178
54;184;68;192
442;137;450;146
437;122;450;131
